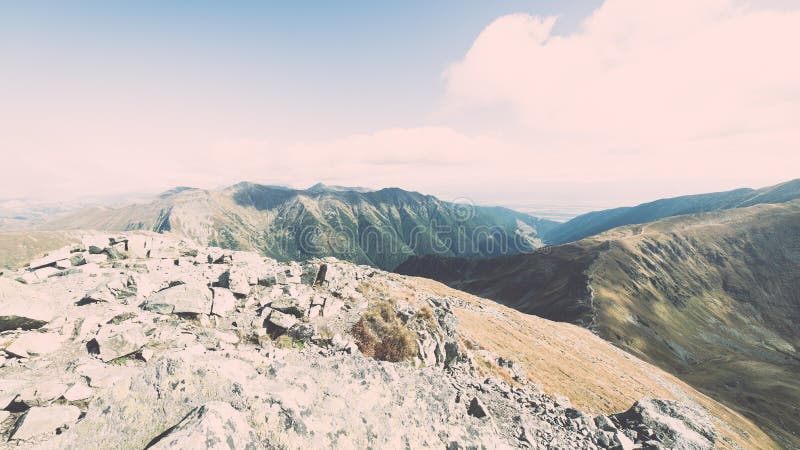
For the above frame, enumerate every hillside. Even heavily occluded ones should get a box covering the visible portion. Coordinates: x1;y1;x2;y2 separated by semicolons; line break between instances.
36;183;558;271
397;200;800;447
542;178;800;244
0;232;775;448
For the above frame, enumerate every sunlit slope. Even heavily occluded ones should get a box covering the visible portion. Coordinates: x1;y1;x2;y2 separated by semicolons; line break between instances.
38;183;558;270
398;201;800;447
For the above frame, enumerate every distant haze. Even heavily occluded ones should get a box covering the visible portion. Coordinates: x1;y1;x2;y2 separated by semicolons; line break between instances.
1;0;798;206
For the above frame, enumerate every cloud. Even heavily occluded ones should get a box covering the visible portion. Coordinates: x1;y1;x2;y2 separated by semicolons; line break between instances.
3;0;797;206
443;0;800;180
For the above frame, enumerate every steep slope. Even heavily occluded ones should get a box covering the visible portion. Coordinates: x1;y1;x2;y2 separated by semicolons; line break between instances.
37;182;559;270
542;178;800;244
397;201;800;447
0;232;775;448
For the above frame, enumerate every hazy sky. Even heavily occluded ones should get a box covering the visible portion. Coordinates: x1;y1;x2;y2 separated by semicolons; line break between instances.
1;0;798;207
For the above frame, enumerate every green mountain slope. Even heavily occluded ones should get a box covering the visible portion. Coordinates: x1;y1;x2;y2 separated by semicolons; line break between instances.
38;182;558;270
542;178;800;244
397;200;800;448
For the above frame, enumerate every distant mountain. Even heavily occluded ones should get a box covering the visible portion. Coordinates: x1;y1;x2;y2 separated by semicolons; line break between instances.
541;178;800;244
0;192;159;231
397;200;800;447
306;183;374;193
38;182;559;270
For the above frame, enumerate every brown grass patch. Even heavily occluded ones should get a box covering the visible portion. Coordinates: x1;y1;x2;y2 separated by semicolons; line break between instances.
415;304;437;328
352;300;416;362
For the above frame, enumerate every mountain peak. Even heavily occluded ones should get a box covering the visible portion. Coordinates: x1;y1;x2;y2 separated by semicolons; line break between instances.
306;183;374;193
158;186;198;199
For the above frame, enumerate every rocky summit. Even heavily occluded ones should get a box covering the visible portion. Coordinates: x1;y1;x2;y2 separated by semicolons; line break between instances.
0;232;773;449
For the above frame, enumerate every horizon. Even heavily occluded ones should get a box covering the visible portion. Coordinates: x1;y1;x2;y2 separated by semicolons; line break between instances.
2;176;796;224
2;0;800;207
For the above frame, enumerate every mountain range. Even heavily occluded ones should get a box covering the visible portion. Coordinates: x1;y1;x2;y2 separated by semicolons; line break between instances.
397;200;800;447
3;178;800;447
541;178;800;244
34;182;559;271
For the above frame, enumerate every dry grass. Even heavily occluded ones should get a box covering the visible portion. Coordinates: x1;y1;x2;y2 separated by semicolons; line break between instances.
407;276;778;450
0;231;83;269
415;304;437;329
352;300;416;362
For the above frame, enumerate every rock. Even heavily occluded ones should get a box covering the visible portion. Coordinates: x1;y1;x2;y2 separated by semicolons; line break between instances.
69;253;87;267
0;392;17;410
141;348;154;362
595;414;617;431
88;323;147;362
215;268;251;297
106;275;137;300
84;253;108;264
0;279;54;332
613;430;635;450
322;298;344;317
611;398;716;449
5;332;64;357
0;410;9;423
10;405;81;441
287;322;315;343
63;382;93;402
330;333;358;354
142;282;212;315
269;295;307;318
78;283;116;305
206;247;231;264
468;396;488;418
28;247;71;270
300;262;321;285
103;246;125;261
17;381;68;406
211;287;236;316
266;310;298;331
76;363;127;388
498;356;527;381
215;330;240;345
275;264;302;284
146;401;260;450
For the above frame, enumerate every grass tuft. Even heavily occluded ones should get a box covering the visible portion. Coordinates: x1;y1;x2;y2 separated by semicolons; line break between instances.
352;300;416;362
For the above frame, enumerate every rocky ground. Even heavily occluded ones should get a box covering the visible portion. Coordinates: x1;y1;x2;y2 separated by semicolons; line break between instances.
0;233;721;449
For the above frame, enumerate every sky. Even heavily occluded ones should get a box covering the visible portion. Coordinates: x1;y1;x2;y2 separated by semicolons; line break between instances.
1;0;798;209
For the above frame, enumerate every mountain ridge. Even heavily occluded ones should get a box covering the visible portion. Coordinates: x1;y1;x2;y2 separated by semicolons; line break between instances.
541;178;800;244
397;200;800;447
36;182;559;271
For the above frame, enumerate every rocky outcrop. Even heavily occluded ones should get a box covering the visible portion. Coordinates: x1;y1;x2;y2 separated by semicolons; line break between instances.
0;232;769;449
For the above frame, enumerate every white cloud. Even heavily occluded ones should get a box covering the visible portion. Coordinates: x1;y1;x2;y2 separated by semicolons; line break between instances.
3;0;798;207
443;0;800;183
